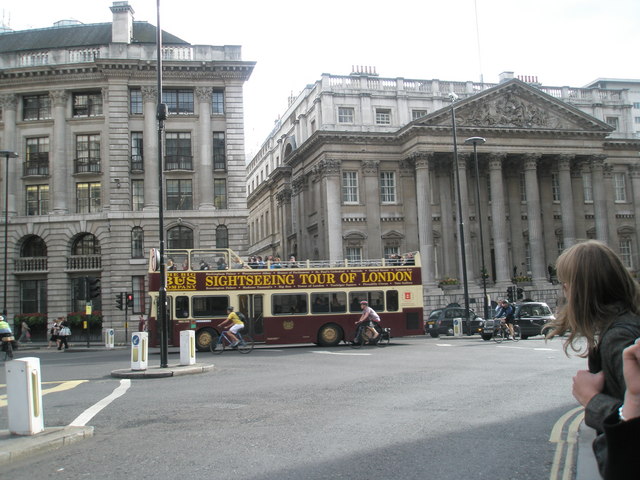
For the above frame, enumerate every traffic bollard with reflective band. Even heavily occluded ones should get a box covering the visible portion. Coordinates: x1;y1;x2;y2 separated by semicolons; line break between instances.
180;330;196;366
131;331;148;370
104;328;115;349
453;318;463;337
6;357;44;435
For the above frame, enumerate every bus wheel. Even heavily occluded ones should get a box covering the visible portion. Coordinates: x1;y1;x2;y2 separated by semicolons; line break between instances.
318;323;342;347
196;327;217;352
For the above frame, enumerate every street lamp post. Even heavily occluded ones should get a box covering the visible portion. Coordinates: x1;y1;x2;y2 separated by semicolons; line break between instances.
0;151;18;318
464;137;488;320
448;94;471;334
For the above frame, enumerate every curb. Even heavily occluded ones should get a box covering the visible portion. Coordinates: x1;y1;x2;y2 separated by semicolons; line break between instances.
110;363;214;378
0;426;94;466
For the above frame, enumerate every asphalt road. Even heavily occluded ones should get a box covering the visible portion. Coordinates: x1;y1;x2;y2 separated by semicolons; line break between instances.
0;335;586;479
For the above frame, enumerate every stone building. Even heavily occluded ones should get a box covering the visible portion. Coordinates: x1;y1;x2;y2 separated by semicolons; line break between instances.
0;2;254;337
247;70;640;310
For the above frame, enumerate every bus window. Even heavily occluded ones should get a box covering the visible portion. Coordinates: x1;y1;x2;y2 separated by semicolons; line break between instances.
176;296;190;318
272;293;307;315
386;290;399;311
311;294;330;313
330;293;346;313
192;295;229;317
349;291;384;312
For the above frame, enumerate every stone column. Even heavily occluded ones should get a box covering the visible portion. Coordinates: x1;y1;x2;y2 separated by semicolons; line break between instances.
0;95;17;215
456;153;474;283
319;159;343;261
488;153;510;285
590;155;609;243
195;87;214;210
49;90;69;214
413;153;436;286
362;160;381;258
630;165;640;268
523;154;546;282
557;154;576;248
142;86;159;210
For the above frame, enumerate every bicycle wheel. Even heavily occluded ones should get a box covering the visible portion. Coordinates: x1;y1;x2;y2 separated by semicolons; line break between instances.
376;329;390;347
4;342;13;360
210;333;224;354
493;327;504;343
237;335;254;354
512;325;521;342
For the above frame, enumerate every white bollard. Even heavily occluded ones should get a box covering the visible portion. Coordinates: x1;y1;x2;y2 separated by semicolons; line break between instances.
130;331;148;371
104;328;115;349
453;318;463;337
6;357;44;435
180;330;196;366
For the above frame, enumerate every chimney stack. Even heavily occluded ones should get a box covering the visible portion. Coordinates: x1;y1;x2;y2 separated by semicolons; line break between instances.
110;1;134;44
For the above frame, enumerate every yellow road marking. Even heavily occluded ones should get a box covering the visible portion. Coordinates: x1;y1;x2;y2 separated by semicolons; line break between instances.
549;406;584;480
0;380;88;407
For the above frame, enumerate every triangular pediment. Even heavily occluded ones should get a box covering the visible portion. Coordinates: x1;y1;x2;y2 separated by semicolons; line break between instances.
413;79;613;134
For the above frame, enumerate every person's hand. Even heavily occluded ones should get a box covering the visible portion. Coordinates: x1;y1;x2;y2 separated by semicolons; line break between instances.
572;369;605;407
621;340;640;420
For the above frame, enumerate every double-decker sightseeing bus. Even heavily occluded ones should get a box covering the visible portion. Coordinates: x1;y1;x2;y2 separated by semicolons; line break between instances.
147;248;424;351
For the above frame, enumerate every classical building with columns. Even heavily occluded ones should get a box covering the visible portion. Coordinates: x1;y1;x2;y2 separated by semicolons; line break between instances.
247;70;640;311
0;2;254;337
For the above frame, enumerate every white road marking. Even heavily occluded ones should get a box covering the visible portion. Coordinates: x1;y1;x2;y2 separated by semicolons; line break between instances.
69;379;131;427
312;351;371;356
435;344;453;347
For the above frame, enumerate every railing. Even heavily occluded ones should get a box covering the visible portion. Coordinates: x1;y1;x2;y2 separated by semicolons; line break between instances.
19;51;49;66
66;255;102;271
14;257;48;273
74;159;101;174
165;155;193;171
162;46;193;61
24;155;49;176
130;155;144;172
68;48;100;63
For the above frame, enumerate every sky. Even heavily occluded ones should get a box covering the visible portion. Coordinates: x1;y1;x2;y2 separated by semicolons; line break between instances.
2;0;639;158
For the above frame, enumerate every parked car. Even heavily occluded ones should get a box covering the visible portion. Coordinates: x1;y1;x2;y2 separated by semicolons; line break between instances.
425;304;485;337
481;301;554;340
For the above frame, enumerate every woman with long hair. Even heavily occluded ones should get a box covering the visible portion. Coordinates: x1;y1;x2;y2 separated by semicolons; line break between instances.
546;239;640;475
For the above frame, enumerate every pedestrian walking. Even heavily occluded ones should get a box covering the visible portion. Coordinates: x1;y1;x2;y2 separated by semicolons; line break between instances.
57;319;71;350
18;320;31;343
48;318;60;348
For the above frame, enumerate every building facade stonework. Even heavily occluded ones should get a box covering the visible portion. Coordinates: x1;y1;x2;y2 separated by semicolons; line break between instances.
247;71;640;312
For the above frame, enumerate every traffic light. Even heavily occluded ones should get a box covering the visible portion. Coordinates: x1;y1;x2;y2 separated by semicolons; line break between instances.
126;293;134;309
507;286;515;303
115;292;124;310
87;276;101;299
516;287;524;300
75;279;87;300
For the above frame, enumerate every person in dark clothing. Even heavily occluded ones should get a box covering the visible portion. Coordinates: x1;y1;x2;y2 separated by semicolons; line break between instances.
545;240;640;478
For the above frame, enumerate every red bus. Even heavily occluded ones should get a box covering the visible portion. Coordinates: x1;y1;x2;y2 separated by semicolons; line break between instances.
147;248;424;350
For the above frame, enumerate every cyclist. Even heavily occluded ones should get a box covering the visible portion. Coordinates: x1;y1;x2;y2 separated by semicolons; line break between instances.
495;299;516;339
355;300;381;344
218;306;244;347
0;315;12;335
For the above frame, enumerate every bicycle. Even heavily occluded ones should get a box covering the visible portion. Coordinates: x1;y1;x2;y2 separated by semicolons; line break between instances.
1;334;15;361
492;320;520;343
210;329;254;354
350;323;390;348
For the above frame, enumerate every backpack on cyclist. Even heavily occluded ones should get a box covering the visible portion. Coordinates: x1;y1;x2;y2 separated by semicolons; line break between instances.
236;312;248;333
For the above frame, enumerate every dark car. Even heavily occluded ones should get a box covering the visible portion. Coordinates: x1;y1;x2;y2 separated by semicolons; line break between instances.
425;304;484;338
481;301;554;340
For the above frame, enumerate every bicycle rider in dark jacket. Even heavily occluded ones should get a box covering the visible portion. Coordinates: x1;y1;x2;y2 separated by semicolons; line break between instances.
496;300;516;339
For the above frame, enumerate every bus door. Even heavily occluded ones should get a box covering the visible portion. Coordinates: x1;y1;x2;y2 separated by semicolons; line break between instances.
239;294;264;338
170;295;190;345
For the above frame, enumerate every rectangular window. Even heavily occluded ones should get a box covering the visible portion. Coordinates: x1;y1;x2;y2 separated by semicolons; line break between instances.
25;137;49;176
75;134;101;173
412;110;428;120
342;171;359;204
213;132;226;170
375;108;391;125
214;178;227;209
25;185;49;216
311;292;347;313
23;94;51;120
620;239;633;269
349;291;383;312
384;246;400;259
166;179;193;210
605;116;619;130
73;92;103;117
551;173;560;202
380;171;396;204
614;172;627;202
132;179;144;211
345;247;362;262
635;117;640;124
519;172;527;202
165;132;192;170
162;89;194;115
130;88;143;115
76;182;101;213
212;89;224;114
338;107;354;123
634;103;640;109
583;172;593;203
131;132;143;171
272;293;307;315
192;295;229;317
20;279;46;315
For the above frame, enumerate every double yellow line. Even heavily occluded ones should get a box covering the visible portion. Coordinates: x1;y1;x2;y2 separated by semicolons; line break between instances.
0;380;88;408
549;406;584;480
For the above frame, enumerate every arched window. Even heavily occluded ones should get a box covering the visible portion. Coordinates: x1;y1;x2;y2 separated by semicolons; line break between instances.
21;235;47;257
216;225;228;248
167;226;193;249
72;233;101;255
131;227;144;258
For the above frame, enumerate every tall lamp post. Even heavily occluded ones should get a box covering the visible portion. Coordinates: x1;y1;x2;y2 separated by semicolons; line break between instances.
464;137;488;320
0;151;18;318
448;94;471;334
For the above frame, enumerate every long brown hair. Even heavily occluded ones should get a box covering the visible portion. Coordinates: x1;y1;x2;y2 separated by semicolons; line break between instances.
546;240;640;356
